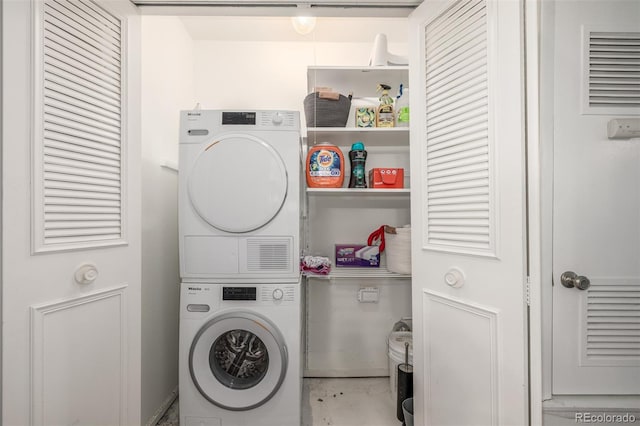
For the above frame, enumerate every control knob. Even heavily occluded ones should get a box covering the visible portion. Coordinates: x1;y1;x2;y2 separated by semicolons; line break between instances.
272;288;284;301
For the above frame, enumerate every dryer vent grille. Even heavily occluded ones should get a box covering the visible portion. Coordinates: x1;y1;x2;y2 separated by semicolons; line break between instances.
247;238;292;272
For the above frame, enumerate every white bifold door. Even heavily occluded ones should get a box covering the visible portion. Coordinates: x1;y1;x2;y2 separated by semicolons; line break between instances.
409;0;529;424
2;0;141;424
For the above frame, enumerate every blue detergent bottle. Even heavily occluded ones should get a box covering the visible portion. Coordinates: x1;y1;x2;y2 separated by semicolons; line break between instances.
348;141;368;188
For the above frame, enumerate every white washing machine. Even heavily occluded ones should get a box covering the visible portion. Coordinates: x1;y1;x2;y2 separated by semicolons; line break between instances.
179;110;301;283
179;282;302;426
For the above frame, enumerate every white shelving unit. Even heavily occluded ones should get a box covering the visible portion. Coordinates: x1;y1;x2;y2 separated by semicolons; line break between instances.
303;65;413;377
304;66;412;267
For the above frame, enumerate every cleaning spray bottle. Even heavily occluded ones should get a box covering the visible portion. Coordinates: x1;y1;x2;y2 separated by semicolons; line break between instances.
396;84;410;128
376;84;395;128
348;141;368;188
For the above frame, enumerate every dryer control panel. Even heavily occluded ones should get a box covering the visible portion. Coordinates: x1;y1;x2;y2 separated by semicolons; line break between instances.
222;111;256;125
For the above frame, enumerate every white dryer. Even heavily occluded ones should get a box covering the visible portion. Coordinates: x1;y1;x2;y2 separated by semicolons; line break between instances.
179;110;300;282
179;282;302;426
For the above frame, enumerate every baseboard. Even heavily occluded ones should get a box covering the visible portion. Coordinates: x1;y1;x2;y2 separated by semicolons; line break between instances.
304;368;389;378
145;386;178;426
543;395;640;411
543;395;640;425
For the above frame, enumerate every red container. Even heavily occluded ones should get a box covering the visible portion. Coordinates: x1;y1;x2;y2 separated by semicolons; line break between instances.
369;168;404;189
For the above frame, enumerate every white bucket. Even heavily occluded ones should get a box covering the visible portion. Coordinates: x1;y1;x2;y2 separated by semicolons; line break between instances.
385;226;411;274
388;331;413;401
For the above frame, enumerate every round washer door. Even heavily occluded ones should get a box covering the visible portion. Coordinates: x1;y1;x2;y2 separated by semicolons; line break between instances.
188;134;288;233
189;310;288;411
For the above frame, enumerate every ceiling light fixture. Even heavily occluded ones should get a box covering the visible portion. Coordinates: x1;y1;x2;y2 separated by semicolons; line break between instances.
291;16;317;35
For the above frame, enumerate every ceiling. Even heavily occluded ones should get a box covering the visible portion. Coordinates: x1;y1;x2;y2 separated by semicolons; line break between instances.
135;0;423;18
178;16;409;42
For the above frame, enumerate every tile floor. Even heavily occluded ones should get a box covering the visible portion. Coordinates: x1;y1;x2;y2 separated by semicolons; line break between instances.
302;377;400;426
157;377;402;426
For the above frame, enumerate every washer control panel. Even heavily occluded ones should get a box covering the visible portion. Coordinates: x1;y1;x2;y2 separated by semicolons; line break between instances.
181;283;299;319
259;285;296;302
217;284;297;304
218;285;296;303
222;286;257;301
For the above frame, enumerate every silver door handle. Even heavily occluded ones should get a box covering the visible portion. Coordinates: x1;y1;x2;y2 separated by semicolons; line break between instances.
560;271;590;290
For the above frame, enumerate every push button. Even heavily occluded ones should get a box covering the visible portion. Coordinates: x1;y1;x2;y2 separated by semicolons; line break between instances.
187;304;210;313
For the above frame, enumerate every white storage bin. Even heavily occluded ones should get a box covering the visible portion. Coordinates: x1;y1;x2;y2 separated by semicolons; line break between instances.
385;225;411;274
388;331;413;401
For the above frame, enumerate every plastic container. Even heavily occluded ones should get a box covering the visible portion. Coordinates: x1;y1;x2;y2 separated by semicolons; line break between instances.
388;331;413;401
348;141;367;188
306;143;345;188
396;87;410;128
402;398;414;426
385;225;411;274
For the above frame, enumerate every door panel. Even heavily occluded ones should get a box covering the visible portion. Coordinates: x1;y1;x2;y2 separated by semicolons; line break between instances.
409;0;528;424
31;287;127;425
551;0;640;394
2;0;141;424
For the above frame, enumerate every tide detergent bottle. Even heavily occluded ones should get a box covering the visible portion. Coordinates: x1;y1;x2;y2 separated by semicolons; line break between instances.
306;143;345;188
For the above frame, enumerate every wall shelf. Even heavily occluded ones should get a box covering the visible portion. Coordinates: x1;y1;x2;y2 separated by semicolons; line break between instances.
307;188;410;196
307;66;409;98
305;267;411;280
306;127;409;147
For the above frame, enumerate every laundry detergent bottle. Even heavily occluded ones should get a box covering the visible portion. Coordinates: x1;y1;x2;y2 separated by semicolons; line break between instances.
306;143;345;188
348;141;368;188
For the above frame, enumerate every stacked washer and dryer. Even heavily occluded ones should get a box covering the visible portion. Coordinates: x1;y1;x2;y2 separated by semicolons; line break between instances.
178;110;302;426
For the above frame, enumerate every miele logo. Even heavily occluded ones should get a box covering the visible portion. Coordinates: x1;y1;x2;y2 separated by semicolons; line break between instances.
187;112;201;117
188;286;202;291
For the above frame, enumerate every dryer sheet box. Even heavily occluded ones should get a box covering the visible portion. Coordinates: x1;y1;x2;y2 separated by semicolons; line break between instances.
335;244;380;267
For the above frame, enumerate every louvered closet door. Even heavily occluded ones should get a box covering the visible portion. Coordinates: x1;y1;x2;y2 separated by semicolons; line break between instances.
1;0;141;425
36;0;124;249
552;1;640;395
408;0;528;424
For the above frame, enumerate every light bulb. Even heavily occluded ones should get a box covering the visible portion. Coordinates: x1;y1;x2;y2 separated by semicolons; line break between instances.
291;16;316;35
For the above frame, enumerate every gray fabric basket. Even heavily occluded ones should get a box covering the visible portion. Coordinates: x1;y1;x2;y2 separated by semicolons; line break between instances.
304;93;351;127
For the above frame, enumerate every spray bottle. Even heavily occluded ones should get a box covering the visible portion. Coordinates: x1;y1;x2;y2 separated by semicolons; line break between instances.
376;84;395;128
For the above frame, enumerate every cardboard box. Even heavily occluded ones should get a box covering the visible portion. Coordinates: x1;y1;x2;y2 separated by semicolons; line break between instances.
335;244;380;267
355;107;376;128
369;168;404;189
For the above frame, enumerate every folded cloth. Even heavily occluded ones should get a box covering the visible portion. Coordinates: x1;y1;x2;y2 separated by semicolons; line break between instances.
300;255;332;275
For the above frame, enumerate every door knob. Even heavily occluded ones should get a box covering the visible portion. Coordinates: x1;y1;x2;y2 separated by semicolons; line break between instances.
560;271;590;290
75;263;98;285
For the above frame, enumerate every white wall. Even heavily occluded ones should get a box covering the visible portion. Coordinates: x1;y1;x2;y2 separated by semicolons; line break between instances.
193;40;407;125
140;16;194;425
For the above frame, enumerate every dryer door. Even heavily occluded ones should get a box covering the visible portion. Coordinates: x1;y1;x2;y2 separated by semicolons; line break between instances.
187;134;288;233
189;310;288;411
